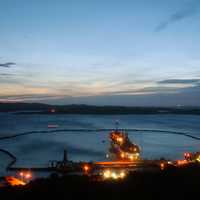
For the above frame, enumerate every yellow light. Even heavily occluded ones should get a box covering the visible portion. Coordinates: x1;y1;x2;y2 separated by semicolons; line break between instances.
120;171;126;178
103;170;111;178
135;153;139;157
83;165;90;172
196;156;200;162
116;137;123;143
129;155;134;160
103;169;126;180
160;163;165;170
111;172;118;179
121;152;125;158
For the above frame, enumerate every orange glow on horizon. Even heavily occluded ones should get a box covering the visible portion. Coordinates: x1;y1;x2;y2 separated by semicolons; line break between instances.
95;161;138;165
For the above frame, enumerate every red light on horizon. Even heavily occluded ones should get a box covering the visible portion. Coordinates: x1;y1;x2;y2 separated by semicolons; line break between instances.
50;109;56;113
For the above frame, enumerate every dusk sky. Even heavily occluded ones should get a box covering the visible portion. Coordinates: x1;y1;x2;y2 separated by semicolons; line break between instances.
0;0;200;106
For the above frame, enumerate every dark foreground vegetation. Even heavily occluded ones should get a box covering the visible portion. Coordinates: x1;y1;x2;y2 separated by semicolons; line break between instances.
1;102;200;115
1;164;200;200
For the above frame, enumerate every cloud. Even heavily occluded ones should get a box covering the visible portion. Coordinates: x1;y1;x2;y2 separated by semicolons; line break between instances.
158;79;200;84
101;86;179;96
63;84;200;107
0;62;16;68
1;83;200;107
0;77;197;104
0;73;15;76
155;0;200;32
0;94;65;102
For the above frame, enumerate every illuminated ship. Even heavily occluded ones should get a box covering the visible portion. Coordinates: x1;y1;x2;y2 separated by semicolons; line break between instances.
107;122;141;161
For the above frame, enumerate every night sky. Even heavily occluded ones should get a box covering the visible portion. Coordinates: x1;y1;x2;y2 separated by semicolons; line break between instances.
0;0;200;106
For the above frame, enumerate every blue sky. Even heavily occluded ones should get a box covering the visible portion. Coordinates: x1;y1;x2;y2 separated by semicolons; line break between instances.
0;0;200;106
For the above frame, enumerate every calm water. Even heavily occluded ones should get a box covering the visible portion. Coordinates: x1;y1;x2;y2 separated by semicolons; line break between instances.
0;113;200;176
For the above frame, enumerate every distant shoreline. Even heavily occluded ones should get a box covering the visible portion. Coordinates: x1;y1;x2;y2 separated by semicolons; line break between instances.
0;102;200;115
14;111;200;115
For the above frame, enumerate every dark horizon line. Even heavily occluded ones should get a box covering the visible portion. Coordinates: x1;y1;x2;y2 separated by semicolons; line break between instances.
0;102;200;115
0;101;200;108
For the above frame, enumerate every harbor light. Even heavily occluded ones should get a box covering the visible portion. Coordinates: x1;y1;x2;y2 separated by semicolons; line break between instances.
111;172;118;179
19;172;24;177
177;160;188;166
19;171;33;182
196;155;200;162
103;170;111;178
184;152;191;160
83;164;91;173
102;169;126;180
119;171;126;178
84;165;89;171
5;176;26;186
160;163;165;170
25;173;32;179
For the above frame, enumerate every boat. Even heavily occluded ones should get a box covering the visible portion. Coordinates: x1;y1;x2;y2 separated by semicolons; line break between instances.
108;122;141;161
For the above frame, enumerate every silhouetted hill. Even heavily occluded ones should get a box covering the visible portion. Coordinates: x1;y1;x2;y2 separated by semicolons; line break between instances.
0;102;200;114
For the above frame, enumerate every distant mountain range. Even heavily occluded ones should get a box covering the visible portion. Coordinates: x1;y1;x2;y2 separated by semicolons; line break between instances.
0;102;200;115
